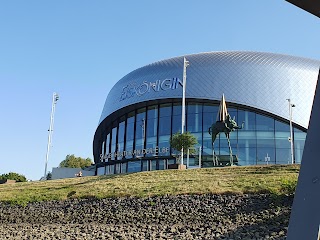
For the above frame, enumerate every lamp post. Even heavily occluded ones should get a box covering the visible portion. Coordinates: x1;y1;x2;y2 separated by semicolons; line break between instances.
44;92;59;179
181;57;189;165
286;98;295;164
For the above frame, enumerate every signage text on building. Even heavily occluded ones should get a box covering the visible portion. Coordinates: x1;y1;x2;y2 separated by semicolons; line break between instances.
100;146;170;161
120;78;182;101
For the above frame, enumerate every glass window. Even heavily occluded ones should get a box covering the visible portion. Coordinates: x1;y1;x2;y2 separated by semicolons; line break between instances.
150;160;157;170
146;136;157;157
172;114;182;133
115;163;121;174
126;113;135;141
275;120;290;132
117;121;125;160
158;135;170;156
108;165;115;175
97;166;105;176
135;108;146;140
237;147;257;166
172;103;181;116
203;112;216;133
147;105;158;119
238;131;256;148
121;162;127;173
187;113;202;133
257;148;275;165
257;132;275;148
238;110;256;130
294;128;306;164
147;119;157;138
142;160;149;171
256;114;274;131
159;103;172;117
159;116;171;135
111;126;117;160
158;159;166;170
187;103;202;114
275;132;290;149
105;133;110;156
128;160;141;173
203;104;218;113
276;148;291;164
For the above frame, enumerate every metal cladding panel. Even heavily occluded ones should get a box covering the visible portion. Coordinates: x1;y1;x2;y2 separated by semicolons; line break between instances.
99;51;320;129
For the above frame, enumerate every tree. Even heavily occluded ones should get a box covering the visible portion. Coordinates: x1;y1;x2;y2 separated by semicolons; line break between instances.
59;154;93;168
170;132;198;162
0;172;27;182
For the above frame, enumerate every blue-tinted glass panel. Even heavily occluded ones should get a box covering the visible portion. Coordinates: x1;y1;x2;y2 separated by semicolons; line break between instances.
257;132;275;148
172;114;182;133
238;110;256;130
104;133;110;161
237;147;256;165
158;135;170;156
158;159;166;170
125;140;133;159
128;160;141;173
147;117;157;138
111;126;117;160
276;148;291;164
275;132;290;148
146;136;157;157
142;160;149;171
203;104;218;113
294;128;306;164
126;114;135;141
275;120;290;132
159;103;172;117
238;131;256;148
187;113;202;133
147;105;158;119
135;108;146;140
256;114;274;131
97;167;105;176
159;116;171;135
115;163;121;174
172;103;181;116
151;160;157;170
257;147;275;165
203;112;216;133
121;162;127;173
187;103;202;114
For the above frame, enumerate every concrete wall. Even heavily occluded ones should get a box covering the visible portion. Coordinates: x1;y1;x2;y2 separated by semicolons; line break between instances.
51;167;95;180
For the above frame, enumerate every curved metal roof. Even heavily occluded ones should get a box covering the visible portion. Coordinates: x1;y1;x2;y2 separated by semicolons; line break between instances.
99;51;320;129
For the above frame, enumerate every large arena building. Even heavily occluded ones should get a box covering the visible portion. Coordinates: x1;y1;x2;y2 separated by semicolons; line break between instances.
93;51;320;175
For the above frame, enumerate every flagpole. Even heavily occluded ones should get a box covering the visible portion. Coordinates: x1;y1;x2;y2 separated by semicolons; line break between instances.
181;57;189;165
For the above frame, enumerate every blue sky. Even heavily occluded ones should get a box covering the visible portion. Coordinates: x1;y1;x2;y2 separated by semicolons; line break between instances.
0;1;319;180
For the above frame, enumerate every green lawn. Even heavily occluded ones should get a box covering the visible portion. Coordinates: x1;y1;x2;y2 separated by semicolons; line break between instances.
0;164;299;205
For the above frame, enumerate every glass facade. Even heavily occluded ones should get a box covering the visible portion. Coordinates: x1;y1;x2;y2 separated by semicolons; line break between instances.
96;100;306;175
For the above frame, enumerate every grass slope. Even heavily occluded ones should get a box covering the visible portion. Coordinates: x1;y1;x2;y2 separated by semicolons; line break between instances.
0;165;299;205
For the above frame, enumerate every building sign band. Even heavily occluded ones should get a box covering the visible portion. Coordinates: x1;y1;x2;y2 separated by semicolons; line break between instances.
100;146;170;161
120;78;182;101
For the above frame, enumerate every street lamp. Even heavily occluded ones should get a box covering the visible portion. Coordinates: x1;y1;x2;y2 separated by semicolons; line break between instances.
181;57;189;165
286;98;295;164
44;92;59;179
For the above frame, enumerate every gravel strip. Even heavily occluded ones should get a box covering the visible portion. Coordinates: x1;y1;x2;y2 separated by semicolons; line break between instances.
0;194;292;239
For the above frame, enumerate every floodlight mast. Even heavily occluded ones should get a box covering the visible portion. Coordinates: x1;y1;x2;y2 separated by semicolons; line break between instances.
44;92;59;179
286;98;295;164
181;57;189;166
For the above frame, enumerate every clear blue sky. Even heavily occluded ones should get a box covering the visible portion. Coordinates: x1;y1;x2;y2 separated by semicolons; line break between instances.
0;1;319;180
